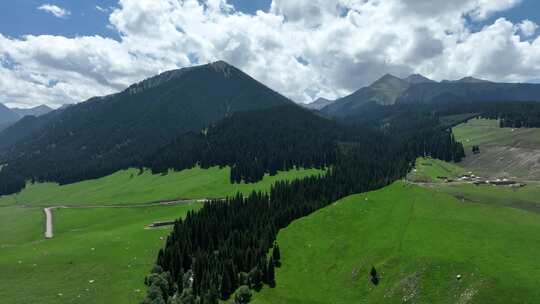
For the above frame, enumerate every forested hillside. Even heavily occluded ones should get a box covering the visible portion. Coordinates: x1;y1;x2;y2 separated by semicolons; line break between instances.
0;61;293;195
146;105;342;183
142;106;466;303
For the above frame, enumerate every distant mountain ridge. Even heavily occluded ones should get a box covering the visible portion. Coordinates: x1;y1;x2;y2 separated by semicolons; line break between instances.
303;97;335;110
11;105;53;118
405;74;436;84
0;104;19;125
322;73;412;116
0;103;53;129
322;74;540;118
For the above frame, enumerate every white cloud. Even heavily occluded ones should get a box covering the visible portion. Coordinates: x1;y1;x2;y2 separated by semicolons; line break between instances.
518;19;538;37
37;4;71;19
95;5;110;13
1;0;539;107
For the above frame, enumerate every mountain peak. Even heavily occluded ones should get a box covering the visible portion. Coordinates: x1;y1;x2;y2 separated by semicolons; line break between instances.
405;74;435;84
375;73;402;83
303;97;334;110
371;74;409;89
209;60;236;78
457;76;492;83
441;76;492;84
127;61;241;95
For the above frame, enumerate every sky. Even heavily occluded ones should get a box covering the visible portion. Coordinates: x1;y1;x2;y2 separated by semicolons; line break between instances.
0;0;540;108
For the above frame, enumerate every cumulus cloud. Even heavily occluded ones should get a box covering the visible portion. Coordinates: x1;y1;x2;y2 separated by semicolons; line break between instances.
518;20;538;37
37;4;71;18
1;0;539;107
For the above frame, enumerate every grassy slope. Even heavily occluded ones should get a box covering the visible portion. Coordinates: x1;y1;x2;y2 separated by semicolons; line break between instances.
253;182;540;304
453;118;540;179
0;203;201;304
0;167;324;207
437;182;540;213
407;157;464;183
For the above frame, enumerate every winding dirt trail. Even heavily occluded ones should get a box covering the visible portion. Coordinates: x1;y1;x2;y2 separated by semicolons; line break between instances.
42;198;214;239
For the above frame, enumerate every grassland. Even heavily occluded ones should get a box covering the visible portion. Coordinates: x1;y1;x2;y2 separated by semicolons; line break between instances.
407;157;465;183
0;166;323;304
453;118;540;179
252;182;540;304
0;203;201;304
0;167;324;207
436;182;540;213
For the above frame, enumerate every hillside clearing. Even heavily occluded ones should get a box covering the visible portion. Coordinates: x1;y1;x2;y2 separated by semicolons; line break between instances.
453;118;540;180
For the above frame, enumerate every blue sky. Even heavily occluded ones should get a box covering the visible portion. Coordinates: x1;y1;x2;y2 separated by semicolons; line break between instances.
1;1;539;39
0;0;271;39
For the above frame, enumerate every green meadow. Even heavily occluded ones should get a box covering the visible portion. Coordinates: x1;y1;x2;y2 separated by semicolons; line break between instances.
437;182;540;212
0;167;324;207
0;204;200;304
252;182;540;303
453;118;540;149
0;166;323;304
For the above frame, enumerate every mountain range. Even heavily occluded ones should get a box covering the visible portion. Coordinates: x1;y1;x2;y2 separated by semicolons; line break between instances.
0;103;53;131
303;97;335;110
322;74;540;118
2;60;540;195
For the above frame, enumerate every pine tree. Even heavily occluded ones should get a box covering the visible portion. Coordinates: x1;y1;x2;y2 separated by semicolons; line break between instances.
220;271;232;300
370;267;379;285
267;259;276;288
272;243;281;267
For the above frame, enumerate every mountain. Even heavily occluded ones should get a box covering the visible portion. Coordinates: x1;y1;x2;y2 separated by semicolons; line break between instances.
0;122;10;132
11;105;53;118
0;104;54;133
0;61;295;194
322;74;410;116
58;104;74;111
441;76;492;84
303;97;334;110
0;103;19;125
404;74;436;84
322;73;540;118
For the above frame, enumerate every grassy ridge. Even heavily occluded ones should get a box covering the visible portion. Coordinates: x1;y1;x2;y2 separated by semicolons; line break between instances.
453;118;540;149
253;182;540;303
0;167;324;207
0;204;200;304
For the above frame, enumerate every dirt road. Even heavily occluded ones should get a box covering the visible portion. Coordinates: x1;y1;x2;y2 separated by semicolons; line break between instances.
41;198;215;239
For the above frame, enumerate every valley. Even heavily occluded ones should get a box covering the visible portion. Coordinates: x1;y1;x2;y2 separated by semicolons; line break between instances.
1;61;540;304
